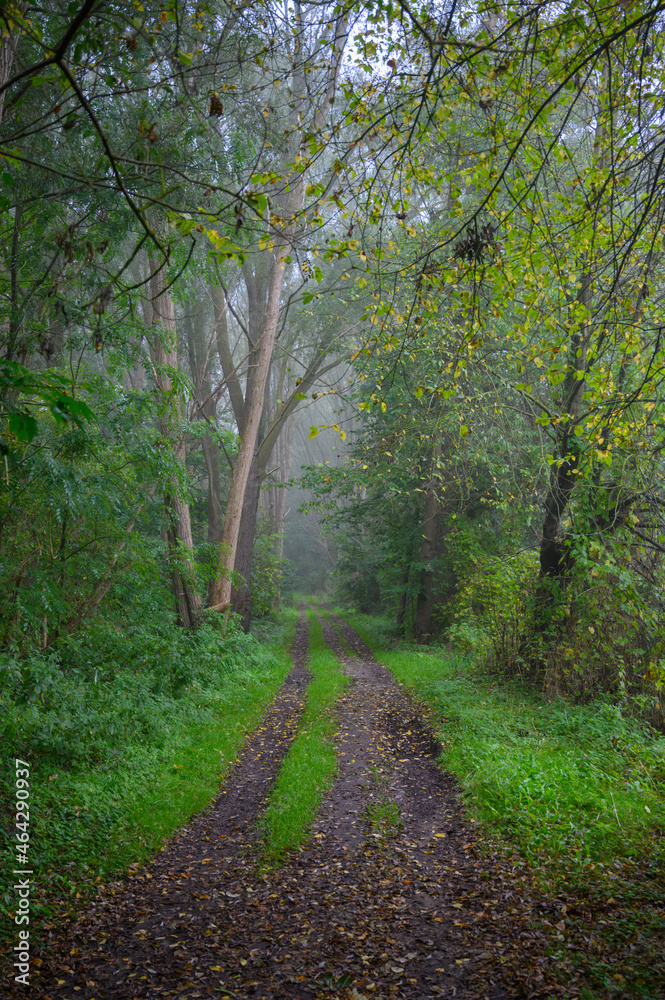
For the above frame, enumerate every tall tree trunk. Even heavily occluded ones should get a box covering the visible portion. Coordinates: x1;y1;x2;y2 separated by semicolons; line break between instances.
396;560;410;634
0;3;28;125
270;418;293;611
230;454;263;630
415;443;442;642
223;341;337;625
202;437;223;544
272;418;293;564
229;382;298;624
209;247;288;613
208;6;349;619
149;263;202;627
534;64;613;629
183;304;223;581
414;495;438;642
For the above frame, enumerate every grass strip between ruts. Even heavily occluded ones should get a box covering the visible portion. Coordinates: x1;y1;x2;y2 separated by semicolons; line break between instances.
261;608;348;860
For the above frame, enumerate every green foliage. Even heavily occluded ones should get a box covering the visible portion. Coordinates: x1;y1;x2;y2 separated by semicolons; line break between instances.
0;371;210;652
0;601;297;941
0;360;95;448
527;552;665;728
250;520;284;619
451;550;539;667
330;527;384;614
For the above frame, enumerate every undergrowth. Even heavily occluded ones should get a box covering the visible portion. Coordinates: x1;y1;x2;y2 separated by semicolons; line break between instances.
261;608;347;860
0;593;297;941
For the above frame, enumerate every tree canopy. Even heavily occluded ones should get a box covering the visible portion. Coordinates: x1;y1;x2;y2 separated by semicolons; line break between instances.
1;0;664;723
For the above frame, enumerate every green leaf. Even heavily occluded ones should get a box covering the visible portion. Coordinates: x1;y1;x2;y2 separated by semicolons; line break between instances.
7;412;38;443
308;426;320;439
247;192;268;215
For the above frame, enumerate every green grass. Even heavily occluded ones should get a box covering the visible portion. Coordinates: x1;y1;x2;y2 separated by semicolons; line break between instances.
336;609;665;879
335;608;665;996
261;608;348;860
0;609;298;941
364;796;403;838
110;617;298;865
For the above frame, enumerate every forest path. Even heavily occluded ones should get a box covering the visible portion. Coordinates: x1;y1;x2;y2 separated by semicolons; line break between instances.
12;609;549;1000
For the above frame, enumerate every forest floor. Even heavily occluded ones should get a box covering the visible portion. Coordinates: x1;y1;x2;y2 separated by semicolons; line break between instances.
1;607;661;999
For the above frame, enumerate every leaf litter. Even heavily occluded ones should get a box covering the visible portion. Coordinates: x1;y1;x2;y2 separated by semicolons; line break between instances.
2;609;663;999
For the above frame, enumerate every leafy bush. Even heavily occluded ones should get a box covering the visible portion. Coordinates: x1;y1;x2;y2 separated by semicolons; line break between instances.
520;534;665;728
450;551;538;668
250;521;285;618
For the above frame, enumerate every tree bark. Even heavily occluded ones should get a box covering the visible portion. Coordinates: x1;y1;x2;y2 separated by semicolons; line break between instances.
208;6;349;620
227;353;337;624
149;262;202;627
209;247;288;613
211;280;246;433
273;418;293;564
415;443;443;642
230;453;262;630
202;436;223;544
396;560;410;633
0;3;28;125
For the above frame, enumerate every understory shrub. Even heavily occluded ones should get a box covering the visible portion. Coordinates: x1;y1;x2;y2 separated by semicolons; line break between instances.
450;551;538;668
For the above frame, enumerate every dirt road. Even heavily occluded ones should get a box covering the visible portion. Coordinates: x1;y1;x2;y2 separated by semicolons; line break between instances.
5;610;548;1000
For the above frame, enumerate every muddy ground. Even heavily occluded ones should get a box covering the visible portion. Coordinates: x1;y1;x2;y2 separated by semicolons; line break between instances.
1;608;637;999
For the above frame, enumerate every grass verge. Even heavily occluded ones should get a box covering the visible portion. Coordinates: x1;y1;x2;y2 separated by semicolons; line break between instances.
261;608;348;860
336;609;665;876
334;608;665;998
1;609;298;942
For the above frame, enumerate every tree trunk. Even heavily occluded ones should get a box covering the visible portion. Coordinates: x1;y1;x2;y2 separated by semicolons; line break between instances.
533;274;588;628
149;262;202;627
209;247;288;613
226;347;335;626
230;453;262;630
207;8;349;619
229;394;295;625
414;503;438;642
415;444;442;642
183;304;223;588
396;560;410;633
273;418;293;564
270;419;293;611
0;3;28;125
202;436;223;544
534;63;613;632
